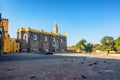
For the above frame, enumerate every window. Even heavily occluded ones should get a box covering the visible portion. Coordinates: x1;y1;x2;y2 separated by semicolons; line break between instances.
0;34;1;39
52;42;56;47
53;37;56;42
0;27;3;31
23;34;27;40
10;39;13;43
46;49;49;52
61;38;63;43
33;35;37;40
45;36;47;41
16;44;19;48
0;27;3;39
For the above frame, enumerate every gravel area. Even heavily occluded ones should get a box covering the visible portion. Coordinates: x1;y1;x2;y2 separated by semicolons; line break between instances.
0;53;120;80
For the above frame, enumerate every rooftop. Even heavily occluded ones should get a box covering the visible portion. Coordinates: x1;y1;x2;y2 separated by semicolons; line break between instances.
18;27;67;37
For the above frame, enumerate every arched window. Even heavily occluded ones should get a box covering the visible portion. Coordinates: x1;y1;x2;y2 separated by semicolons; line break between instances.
33;35;37;40
10;39;13;43
45;36;47;41
23;34;27;40
61;38;63;43
53;37;56;42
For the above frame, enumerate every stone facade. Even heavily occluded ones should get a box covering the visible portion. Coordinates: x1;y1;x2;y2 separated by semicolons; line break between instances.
17;24;67;53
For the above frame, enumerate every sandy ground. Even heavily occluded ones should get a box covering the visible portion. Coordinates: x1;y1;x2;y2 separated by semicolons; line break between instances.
0;53;120;80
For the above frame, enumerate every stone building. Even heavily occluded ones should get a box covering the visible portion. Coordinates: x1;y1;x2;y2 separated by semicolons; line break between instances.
17;24;67;53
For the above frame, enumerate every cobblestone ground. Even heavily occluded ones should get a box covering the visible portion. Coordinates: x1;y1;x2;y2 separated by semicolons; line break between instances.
0;53;120;80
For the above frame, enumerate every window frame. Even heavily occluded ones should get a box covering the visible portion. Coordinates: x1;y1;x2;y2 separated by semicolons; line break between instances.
53;37;56;42
45;36;48;41
61;38;63;43
23;33;27;40
33;34;37;41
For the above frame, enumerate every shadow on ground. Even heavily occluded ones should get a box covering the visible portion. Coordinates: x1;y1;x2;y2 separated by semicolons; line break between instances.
0;53;120;80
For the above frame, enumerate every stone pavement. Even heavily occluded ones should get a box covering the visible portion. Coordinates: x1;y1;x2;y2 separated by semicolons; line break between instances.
0;53;120;80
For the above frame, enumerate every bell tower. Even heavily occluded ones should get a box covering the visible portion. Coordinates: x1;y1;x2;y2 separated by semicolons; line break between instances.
53;23;58;33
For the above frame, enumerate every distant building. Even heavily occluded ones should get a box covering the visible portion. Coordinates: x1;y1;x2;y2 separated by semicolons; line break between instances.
0;14;20;54
10;38;20;53
17;24;67;53
1;18;10;54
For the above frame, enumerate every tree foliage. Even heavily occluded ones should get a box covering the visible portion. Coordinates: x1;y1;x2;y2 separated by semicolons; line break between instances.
100;36;116;51
94;44;101;50
115;36;120;51
85;43;93;53
100;36;113;45
76;39;93;53
76;39;86;51
75;36;120;53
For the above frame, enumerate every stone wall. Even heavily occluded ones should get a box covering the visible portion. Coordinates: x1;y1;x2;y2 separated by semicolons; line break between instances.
17;30;67;53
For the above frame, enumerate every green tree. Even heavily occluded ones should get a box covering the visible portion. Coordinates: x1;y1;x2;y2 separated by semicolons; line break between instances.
76;39;87;52
85;43;93;53
94;44;101;50
115;36;120;51
100;36;113;45
108;40;116;51
100;36;116;51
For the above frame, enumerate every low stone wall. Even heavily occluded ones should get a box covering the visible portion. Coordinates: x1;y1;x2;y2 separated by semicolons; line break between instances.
96;51;118;54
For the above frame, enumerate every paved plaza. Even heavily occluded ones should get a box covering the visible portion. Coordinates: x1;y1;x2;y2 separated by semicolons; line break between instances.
0;53;120;80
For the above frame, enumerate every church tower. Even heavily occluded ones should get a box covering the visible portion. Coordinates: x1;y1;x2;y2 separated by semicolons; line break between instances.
53;23;58;33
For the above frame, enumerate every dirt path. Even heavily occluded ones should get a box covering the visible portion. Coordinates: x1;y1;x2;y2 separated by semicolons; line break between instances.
0;53;120;80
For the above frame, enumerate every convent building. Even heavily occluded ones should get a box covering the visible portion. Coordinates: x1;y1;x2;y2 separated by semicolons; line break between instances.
17;24;67;53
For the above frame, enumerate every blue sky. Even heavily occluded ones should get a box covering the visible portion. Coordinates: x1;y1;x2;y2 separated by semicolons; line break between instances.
0;0;120;46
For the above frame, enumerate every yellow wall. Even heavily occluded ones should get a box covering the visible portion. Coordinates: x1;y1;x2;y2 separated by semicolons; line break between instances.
4;33;10;54
2;19;8;31
1;17;20;54
10;38;14;53
15;42;20;53
1;18;20;54
2;19;10;54
10;38;20;53
18;27;66;37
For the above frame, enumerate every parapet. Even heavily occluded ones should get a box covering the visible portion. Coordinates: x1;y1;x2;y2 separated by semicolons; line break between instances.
17;27;67;37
